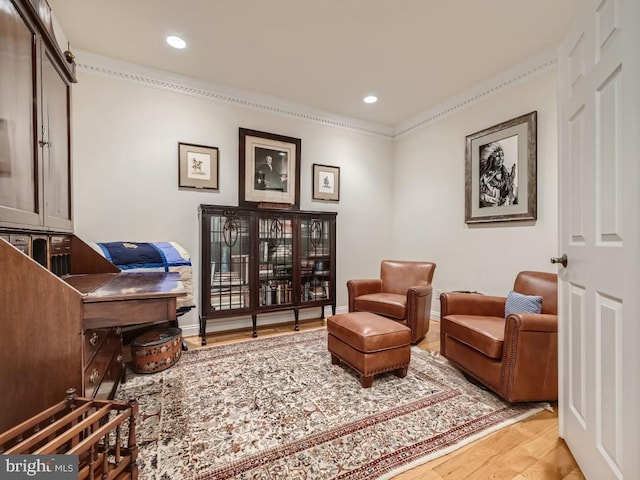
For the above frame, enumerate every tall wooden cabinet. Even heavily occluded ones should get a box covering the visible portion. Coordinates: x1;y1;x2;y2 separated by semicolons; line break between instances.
199;205;337;344
0;0;75;232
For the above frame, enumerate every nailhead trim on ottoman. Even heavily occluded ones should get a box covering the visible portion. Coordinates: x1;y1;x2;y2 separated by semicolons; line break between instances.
327;312;411;387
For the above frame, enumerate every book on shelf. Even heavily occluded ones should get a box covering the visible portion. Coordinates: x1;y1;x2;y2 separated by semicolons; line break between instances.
211;284;249;293
211;270;242;286
308;247;329;257
211;290;250;309
230;254;249;283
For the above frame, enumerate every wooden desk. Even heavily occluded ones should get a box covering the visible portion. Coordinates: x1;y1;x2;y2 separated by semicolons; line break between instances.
64;271;186;329
0;235;186;432
64;271;186;400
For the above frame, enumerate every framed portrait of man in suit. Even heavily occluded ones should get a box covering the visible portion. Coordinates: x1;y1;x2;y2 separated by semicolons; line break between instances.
239;128;301;209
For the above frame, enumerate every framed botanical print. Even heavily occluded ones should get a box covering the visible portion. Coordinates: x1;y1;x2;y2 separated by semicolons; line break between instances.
178;142;219;190
312;164;340;201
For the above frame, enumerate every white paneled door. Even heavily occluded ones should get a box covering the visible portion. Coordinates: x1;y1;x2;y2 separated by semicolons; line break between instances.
557;0;640;478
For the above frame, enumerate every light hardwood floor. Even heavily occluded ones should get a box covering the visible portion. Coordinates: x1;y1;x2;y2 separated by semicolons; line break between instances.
185;319;585;480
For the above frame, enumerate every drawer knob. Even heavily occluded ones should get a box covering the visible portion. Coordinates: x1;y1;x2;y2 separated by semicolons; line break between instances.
89;369;99;384
89;332;99;346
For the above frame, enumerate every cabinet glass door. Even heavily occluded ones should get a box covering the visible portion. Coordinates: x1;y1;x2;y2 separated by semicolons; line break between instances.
0;1;40;226
300;217;332;304
209;211;250;313
42;49;72;230
258;215;293;307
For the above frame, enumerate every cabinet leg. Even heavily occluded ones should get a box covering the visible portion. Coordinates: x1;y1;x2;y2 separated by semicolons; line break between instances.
199;315;207;346
294;309;299;331
252;314;257;338
320;306;325;320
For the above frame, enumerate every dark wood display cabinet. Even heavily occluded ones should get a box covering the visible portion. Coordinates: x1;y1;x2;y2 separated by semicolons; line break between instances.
199;205;337;344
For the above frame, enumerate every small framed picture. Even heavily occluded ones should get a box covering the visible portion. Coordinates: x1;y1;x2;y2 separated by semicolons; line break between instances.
312;164;340;202
178;142;219;190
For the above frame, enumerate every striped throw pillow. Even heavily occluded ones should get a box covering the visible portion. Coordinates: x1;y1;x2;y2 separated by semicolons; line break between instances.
505;291;542;318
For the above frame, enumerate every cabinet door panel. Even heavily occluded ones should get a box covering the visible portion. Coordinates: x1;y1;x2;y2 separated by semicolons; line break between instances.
299;216;333;304
258;215;294;307
42;49;72;230
207;211;252;315
0;0;41;226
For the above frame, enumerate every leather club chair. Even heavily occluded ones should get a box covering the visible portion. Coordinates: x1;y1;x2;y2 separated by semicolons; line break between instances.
347;260;436;345
439;271;558;402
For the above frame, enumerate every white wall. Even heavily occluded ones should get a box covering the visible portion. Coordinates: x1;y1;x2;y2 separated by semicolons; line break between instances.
71;52;560;335
392;69;558;315
71;70;394;336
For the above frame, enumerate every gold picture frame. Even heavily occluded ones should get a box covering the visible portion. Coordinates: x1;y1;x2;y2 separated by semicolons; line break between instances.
239;128;301;209
312;164;340;202
465;111;537;223
178;142;219;190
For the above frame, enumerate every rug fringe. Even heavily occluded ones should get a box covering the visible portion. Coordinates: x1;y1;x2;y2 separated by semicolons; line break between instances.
378;405;547;480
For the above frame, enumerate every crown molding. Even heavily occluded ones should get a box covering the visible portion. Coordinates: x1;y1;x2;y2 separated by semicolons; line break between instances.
75;47;557;141
75;50;395;139
393;46;558;138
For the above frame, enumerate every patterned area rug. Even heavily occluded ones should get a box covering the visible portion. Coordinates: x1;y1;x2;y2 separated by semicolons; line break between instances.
116;329;546;479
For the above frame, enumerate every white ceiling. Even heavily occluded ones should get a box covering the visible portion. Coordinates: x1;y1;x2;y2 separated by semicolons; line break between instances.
48;0;582;127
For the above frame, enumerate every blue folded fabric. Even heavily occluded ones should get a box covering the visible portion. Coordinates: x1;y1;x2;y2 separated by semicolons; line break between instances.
150;242;192;267
96;241;190;271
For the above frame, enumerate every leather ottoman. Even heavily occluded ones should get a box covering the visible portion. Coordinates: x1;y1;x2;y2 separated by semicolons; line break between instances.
327;312;411;387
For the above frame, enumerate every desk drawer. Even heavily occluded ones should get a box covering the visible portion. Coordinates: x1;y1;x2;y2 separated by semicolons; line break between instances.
8;234;30;255
84;328;121;366
83;328;109;366
93;350;125;400
84;332;122;398
49;235;71;254
83;298;176;329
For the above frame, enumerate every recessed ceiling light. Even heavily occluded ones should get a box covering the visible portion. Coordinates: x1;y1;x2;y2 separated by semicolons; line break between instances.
166;35;187;49
363;95;378;104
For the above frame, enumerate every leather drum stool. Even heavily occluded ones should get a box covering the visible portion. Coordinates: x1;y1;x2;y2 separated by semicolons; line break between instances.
131;327;182;374
327;312;411;387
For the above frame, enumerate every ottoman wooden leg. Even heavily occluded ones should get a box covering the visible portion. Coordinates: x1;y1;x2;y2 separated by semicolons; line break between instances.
394;366;408;378
360;375;374;388
330;353;341;365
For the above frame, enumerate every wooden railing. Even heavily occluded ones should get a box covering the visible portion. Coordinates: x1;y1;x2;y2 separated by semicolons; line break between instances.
0;388;138;480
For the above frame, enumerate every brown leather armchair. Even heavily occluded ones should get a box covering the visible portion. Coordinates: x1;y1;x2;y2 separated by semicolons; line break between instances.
439;271;558;402
347;260;436;344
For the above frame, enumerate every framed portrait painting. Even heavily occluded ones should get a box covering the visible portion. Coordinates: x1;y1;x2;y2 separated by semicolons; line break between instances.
178;142;219;190
465;111;537;224
239;128;301;209
312;164;340;201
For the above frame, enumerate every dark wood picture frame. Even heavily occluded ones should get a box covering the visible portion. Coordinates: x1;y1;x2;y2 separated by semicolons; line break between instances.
465;111;537;224
239;128;301;209
312;164;340;201
178;142;219;190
